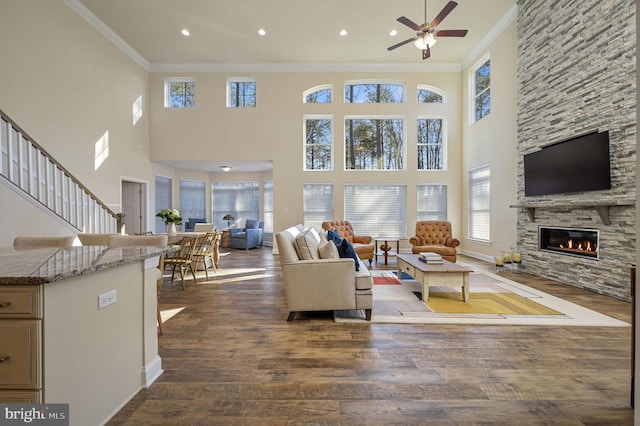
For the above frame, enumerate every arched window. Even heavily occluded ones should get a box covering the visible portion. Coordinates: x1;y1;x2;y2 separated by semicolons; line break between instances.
417;85;445;103
303;85;332;103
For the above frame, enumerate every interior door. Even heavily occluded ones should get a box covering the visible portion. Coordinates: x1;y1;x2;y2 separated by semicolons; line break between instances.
121;181;145;235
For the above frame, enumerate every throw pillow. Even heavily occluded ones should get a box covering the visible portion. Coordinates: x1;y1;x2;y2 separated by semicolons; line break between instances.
327;230;342;245
318;240;339;259
338;238;360;271
294;227;321;260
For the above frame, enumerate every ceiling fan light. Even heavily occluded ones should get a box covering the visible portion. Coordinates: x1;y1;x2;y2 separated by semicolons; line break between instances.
425;33;437;47
414;36;428;50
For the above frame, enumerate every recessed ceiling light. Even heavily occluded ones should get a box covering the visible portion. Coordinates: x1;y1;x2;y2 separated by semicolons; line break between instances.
181;29;190;36
339;29;347;37
390;30;398;37
258;28;266;36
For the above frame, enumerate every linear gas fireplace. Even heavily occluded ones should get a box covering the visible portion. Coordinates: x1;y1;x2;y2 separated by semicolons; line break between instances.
539;226;599;260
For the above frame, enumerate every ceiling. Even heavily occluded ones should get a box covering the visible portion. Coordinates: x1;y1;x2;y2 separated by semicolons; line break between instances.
72;0;516;172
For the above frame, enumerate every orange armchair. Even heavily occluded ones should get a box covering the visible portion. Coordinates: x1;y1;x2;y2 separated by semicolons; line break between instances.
410;221;460;263
321;220;375;266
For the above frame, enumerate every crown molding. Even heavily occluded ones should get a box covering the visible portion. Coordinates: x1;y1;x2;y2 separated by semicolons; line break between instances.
148;62;463;73
63;0;150;71
461;4;518;70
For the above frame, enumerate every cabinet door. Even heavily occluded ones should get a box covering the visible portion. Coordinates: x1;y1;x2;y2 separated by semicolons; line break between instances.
0;320;41;389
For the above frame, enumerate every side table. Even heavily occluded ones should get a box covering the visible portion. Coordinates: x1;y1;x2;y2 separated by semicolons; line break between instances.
374;237;400;265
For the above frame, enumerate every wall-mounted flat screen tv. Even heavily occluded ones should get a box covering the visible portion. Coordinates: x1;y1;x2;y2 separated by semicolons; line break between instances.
523;131;611;197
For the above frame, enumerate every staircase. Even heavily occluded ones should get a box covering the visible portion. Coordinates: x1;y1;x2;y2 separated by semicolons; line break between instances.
0;108;119;233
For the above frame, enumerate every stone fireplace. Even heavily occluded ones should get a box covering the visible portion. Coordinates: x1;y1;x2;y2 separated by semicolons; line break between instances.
538;226;599;260
515;0;635;301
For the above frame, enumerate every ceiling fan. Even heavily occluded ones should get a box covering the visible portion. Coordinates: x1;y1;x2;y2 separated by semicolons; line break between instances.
388;0;468;60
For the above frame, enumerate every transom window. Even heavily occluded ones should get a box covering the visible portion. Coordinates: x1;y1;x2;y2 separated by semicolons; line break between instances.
303;85;332;103
164;78;195;108
417;184;447;221
345;81;404;103
304;115;332;171
417;85;444;103
344;184;407;238
417;118;445;170
471;55;491;122
345;117;404;170
227;78;256;108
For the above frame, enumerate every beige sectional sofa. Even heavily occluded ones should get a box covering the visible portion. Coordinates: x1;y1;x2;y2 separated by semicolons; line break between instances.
276;224;373;321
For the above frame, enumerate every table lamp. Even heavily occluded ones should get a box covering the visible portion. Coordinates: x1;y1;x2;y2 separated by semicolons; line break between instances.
223;214;235;229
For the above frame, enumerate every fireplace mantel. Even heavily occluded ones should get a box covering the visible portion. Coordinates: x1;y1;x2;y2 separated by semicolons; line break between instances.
510;199;635;225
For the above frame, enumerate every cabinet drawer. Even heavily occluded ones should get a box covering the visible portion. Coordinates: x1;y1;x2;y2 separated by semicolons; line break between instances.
0;320;41;389
0;390;41;403
400;264;415;279
0;287;42;318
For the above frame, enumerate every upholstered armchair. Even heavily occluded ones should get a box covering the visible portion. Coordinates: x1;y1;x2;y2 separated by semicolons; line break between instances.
229;219;264;249
321;220;374;266
410;221;460;263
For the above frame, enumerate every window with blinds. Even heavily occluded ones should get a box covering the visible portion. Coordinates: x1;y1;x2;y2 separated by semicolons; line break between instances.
303;184;333;230
211;181;259;230
155;175;172;233
179;179;206;224
263;180;273;233
468;165;490;241
417;184;447;221
344;184;406;238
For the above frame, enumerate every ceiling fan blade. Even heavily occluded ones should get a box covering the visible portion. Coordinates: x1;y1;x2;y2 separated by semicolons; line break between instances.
430;1;458;28
435;29;468;37
397;16;422;32
387;37;418;51
422;46;431;60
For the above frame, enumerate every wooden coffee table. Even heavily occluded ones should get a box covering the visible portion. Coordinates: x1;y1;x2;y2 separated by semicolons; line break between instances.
396;254;473;302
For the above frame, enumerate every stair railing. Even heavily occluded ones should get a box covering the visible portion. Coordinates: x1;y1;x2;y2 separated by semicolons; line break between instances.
0;108;119;234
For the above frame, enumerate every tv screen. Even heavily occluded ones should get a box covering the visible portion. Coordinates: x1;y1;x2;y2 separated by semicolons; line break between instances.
524;131;611;196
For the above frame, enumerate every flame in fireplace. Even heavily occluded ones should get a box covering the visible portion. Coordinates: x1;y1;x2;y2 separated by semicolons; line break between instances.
559;239;598;254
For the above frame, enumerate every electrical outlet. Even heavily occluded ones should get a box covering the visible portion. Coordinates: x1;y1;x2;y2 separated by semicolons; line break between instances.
98;290;117;310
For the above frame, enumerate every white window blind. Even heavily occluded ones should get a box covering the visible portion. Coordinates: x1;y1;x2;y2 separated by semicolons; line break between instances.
180;179;206;224
303;184;333;230
263;180;273;233
468;165;491;241
344;184;406;238
212;181;259;230
155;175;172;233
417;184;447;221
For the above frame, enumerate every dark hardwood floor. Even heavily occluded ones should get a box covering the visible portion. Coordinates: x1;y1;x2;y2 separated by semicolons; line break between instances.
107;248;634;425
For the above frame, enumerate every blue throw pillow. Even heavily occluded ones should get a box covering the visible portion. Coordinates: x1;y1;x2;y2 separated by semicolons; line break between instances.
338;239;360;271
327;230;359;271
327;230;341;244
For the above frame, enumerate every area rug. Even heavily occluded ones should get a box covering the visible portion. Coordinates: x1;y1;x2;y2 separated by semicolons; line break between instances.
334;270;629;326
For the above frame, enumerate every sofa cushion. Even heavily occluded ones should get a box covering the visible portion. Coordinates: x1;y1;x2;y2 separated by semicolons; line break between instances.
327;229;360;270
318;240;339;259
294;227;321;260
245;219;260;229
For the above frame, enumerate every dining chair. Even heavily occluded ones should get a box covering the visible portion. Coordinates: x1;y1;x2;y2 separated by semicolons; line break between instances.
164;235;198;290
192;232;218;280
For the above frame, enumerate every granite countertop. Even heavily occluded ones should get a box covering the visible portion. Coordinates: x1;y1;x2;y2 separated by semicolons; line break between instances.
0;245;175;285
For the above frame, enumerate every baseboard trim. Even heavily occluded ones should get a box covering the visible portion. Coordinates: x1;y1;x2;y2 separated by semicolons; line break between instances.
142;355;163;388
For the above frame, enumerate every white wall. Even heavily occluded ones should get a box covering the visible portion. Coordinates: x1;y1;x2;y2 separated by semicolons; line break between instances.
461;20;519;260
0;0;150;246
149;71;466;247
